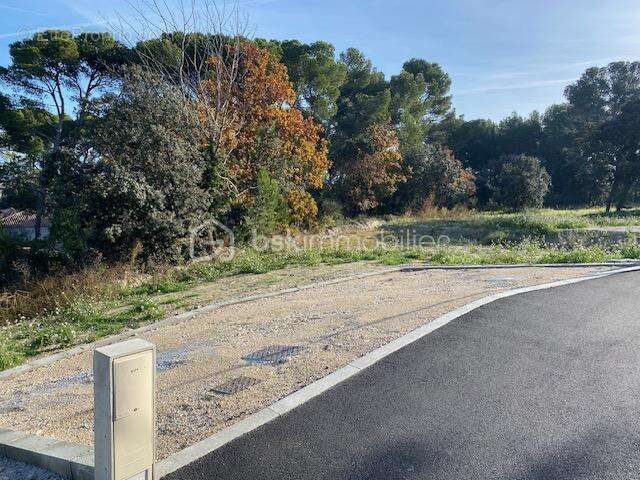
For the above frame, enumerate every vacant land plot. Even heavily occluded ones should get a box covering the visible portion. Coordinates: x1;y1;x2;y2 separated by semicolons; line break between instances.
0;265;610;459
2;208;640;373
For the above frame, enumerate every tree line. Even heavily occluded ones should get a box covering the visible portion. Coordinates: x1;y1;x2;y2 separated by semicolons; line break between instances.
445;62;640;212
1;28;640;277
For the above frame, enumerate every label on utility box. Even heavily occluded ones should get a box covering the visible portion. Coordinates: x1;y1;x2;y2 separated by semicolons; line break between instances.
113;353;151;420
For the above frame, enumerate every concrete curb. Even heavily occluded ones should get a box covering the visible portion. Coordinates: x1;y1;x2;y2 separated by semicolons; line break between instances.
0;429;94;480
401;261;640;271
1;261;636;382
2;264;640;478
152;264;640;478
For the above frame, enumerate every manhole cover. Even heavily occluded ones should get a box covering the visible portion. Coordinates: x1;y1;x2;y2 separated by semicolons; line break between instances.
243;345;304;365
210;376;261;395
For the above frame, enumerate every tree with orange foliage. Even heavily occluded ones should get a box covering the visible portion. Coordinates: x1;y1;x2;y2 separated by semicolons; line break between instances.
202;43;330;224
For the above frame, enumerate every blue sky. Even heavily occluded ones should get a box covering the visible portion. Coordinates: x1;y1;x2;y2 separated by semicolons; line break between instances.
0;0;639;120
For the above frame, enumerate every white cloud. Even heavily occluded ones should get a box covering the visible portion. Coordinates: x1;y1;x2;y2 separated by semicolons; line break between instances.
0;4;46;15
469;56;631;82
455;78;578;96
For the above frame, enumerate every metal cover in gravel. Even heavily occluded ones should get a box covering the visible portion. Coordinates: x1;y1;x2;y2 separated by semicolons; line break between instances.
243;345;304;365
210;376;261;395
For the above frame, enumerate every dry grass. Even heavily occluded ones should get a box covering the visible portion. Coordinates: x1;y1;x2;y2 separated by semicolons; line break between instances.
412;200;473;219
0;263;138;326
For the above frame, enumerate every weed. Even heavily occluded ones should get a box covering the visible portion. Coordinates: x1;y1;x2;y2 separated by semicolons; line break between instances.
0;342;24;370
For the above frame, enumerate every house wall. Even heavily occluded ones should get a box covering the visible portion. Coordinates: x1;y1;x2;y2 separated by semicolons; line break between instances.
3;226;50;241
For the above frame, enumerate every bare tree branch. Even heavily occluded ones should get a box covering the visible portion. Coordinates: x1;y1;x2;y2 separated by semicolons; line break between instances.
109;0;252;197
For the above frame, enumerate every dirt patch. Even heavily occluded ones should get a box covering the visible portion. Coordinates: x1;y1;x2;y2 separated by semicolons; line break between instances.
0;265;611;459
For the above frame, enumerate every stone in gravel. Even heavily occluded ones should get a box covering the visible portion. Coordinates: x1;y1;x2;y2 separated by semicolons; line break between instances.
0;396;25;414
156;348;189;371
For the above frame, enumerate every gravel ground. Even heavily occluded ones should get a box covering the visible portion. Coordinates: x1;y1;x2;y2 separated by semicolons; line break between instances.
0;458;66;480
164;271;640;480
0;265;610;460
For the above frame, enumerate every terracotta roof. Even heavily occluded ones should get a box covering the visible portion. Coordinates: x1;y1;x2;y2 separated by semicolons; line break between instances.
0;208;50;228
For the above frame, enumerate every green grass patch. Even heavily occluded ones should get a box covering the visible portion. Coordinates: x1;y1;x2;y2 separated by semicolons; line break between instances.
0;298;164;370
0;339;25;370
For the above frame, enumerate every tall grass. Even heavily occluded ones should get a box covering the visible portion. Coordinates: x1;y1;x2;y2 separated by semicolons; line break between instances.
0;264;134;327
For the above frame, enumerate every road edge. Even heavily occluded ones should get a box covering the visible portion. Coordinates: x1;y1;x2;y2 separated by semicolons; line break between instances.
153;264;640;478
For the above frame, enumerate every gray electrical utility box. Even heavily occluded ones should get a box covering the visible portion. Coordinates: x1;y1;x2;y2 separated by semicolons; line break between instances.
94;339;156;480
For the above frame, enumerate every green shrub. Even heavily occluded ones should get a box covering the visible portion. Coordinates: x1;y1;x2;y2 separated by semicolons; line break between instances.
82;70;213;264
318;198;345;227
244;169;289;238
539;247;607;264
619;238;640;259
489;155;551;211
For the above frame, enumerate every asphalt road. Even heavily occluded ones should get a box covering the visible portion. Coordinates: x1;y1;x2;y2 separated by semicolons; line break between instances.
165;271;640;480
